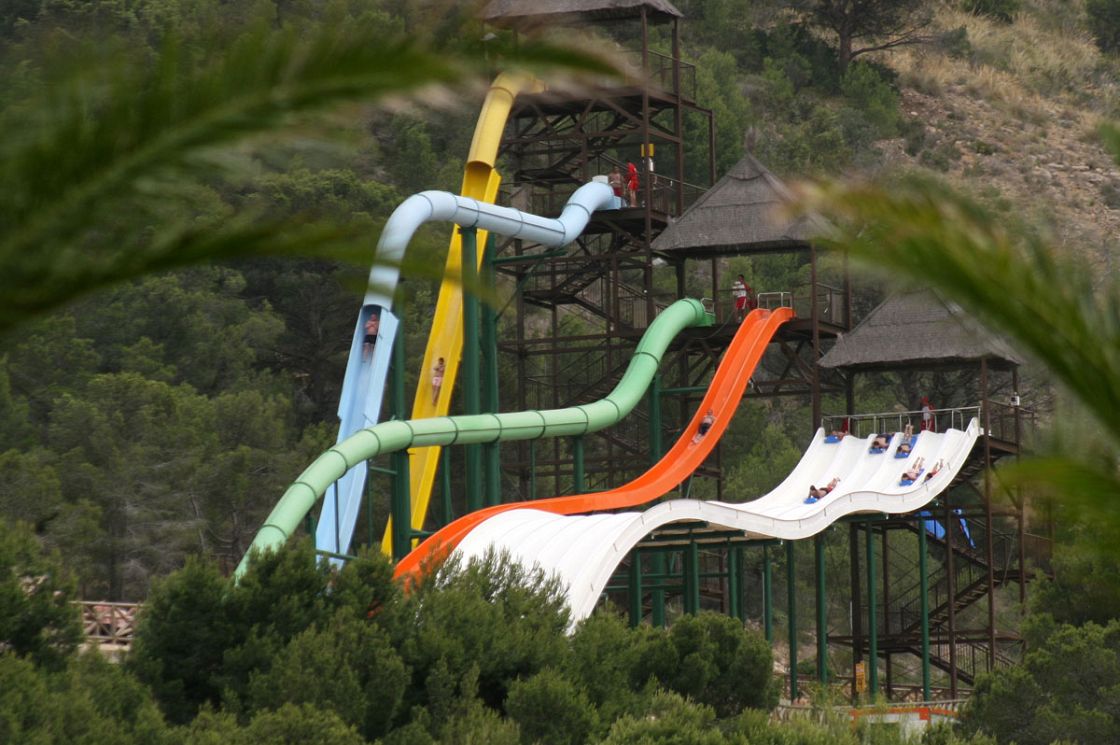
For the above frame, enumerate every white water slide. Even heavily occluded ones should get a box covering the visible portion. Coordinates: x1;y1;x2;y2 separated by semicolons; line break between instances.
454;420;980;625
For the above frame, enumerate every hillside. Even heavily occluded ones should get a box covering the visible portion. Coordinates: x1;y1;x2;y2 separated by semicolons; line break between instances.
884;4;1120;269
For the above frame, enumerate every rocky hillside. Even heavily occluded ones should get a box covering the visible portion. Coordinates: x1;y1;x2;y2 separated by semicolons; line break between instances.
883;2;1120;270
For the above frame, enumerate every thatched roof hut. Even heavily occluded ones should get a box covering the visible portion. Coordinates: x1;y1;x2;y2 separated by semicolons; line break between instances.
819;289;1022;371
483;0;683;26
651;153;827;257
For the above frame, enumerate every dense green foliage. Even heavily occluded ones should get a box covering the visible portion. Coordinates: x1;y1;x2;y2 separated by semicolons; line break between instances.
0;519;83;669
1086;0;1120;54
962;0;1021;24
1;521;792;743
2;520;1026;743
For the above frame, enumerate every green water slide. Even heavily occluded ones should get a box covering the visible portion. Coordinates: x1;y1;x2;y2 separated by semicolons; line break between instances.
236;298;713;576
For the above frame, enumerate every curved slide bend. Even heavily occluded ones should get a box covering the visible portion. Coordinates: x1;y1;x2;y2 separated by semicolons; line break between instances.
393;306;795;581
315;179;615;559
237;298;716;577
453;420;980;624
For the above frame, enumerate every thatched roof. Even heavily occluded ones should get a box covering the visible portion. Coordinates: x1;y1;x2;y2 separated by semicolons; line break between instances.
651;153;827;256
819;289;1023;371
483;0;683;27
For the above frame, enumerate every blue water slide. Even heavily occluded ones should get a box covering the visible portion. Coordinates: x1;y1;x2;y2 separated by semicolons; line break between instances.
315;183;617;558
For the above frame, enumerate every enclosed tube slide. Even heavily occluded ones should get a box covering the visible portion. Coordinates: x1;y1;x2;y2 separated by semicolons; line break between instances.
315;180;616;559
393;306;795;580
381;73;543;557
238;298;713;577
454;421;980;624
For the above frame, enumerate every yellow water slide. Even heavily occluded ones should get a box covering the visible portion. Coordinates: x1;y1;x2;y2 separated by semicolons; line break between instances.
381;73;540;555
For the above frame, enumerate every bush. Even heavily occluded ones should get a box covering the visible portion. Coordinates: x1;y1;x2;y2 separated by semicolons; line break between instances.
962;620;1120;744
937;26;972;60
0;521;82;671
962;0;1019;23
505;668;598;745
1087;0;1120;54
840;63;899;138
640;612;779;716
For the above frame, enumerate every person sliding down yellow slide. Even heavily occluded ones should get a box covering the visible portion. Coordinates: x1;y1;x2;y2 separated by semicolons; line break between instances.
380;73;541;556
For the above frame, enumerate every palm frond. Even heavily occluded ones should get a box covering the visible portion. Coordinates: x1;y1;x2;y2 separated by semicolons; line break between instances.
999;457;1120;548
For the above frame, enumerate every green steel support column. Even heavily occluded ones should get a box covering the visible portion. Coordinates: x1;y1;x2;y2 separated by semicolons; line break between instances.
865;521;879;696
763;545;773;642
528;440;536;500
919;519;932;700
439;447;452;526
651;553;667;627
481;235;501;507
571;436;584;494
815;533;828;685
648;374;662;465
390;327;412;561
460;228;482;513
366;460;375;548
786;540;798;701
728;546;743;621
685;542;700;615
629;549;643;627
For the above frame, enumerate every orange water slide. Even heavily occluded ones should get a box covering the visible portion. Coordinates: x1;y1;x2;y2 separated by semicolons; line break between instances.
394;305;794;581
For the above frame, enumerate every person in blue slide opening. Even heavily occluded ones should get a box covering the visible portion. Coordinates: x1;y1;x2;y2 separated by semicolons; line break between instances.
362;310;380;361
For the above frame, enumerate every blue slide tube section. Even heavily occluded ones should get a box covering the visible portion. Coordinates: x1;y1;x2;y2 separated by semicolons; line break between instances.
315;183;617;558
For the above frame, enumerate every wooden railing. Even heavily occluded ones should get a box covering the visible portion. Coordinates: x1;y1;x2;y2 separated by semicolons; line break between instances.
75;601;139;652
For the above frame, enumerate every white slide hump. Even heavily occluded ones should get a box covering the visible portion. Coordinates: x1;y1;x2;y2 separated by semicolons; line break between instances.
454;419;980;626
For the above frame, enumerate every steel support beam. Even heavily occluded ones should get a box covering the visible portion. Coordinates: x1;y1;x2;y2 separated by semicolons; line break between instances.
816;532;828;685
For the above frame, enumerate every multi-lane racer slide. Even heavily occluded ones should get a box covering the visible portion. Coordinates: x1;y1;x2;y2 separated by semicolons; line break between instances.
451;421;979;624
